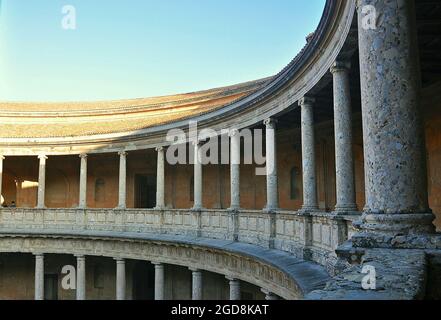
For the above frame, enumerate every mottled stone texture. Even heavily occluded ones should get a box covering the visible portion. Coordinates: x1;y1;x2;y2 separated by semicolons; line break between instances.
191;269;203;300
331;62;357;213
299;98;318;210
306;249;428;300
228;278;241;300
357;0;434;233
78;154;87;209
193;142;203;210
34;254;44;300
37;155;47;209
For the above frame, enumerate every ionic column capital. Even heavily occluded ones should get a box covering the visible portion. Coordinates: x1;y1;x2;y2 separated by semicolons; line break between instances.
330;61;351;74
38;154;48;161
0;155;5;161
79;153;88;159
298;96;316;108
155;146;165;152
263;118;277;129
118;151;127;157
228;128;240;137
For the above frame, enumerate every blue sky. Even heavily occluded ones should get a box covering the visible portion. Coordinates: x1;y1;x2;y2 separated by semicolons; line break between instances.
0;0;325;102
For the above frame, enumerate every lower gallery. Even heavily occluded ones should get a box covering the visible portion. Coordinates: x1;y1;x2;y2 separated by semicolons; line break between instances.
1;0;441;300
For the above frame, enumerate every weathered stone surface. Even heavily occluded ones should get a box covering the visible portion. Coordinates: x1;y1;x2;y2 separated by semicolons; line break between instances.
306;249;428;300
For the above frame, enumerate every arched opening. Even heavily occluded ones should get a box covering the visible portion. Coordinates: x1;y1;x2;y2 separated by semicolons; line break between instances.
132;261;155;300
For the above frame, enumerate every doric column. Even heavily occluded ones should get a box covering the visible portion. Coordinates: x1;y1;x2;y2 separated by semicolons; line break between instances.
261;288;279;300
193;141;203;210
330;62;357;213
76;255;86;300
229;129;241;211
78;154;88;209
117;151;127;209
34;253;44;300
0;155;4;206
264;118;279;211
153;262;165;300
190;268;203;300
226;277;241;300
155;147;165;209
299;97;318;211
37;155;48;209
357;0;434;233
115;258;126;300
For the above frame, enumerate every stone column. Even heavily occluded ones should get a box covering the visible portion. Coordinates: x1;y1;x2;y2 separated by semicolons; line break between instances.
37;155;48;209
78;154;88;209
34;253;44;300
115;258;126;300
227;277;241;300
153;262;165;300
261;288;279;300
155;147;165;209
264;118;279;211
190;268;203;300
357;0;434;234
193;142;203;210
0;155;4;206
299;97;318;211
229;129;241;211
330;62;357;213
117;151;127;209
76;255;86;300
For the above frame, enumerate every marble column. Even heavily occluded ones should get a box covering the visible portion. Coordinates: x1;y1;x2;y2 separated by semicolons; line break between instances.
190;268;203;300
153;262;165;300
193;142;203;210
299;97;318;211
155;147;165;209
357;0;434;233
264;118;279;211
117;151;127;209
330;62;357;213
115;258;126;300
78;154;88;209
229;129;241;211
0;155;4;206
76;255;86;300
227;277;241;300
34;253;44;300
37;155;48;209
261;288;279;300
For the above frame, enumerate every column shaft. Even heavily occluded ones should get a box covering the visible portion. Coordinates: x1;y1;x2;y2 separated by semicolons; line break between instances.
79;154;88;209
0;156;4;206
264;119;278;211
299;98;318;211
357;0;434;233
230;130;240;210
154;263;165;300
227;278;241;300
331;62;357;213
76;255;86;300
37;155;48;209
34;254;44;300
193;142;203;210
115;259;126;300
118;152;127;209
191;269;203;300
156;147;165;209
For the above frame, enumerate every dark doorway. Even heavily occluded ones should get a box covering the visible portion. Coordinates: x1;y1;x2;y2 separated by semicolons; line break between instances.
44;274;59;300
132;261;155;300
135;174;156;208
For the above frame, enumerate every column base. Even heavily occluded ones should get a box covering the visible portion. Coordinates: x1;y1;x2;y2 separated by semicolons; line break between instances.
358;212;436;235
334;204;359;215
299;205;319;213
227;207;241;213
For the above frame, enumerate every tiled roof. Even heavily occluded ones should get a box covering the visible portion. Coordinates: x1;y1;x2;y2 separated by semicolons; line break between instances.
0;78;270;138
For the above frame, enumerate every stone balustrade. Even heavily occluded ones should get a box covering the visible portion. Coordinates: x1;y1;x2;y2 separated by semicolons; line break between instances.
0;208;358;269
